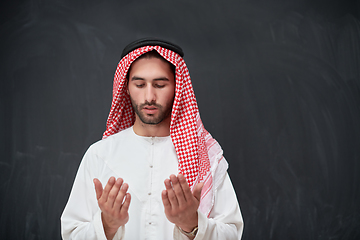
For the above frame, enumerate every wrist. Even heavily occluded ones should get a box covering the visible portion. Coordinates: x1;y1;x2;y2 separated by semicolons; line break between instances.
178;225;197;233
177;225;198;238
178;212;198;232
101;213;121;239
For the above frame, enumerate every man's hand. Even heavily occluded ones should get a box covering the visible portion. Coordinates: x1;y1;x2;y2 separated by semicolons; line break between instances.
94;177;131;240
161;174;204;235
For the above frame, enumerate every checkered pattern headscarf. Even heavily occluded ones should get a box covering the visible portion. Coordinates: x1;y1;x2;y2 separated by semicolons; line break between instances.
103;45;228;216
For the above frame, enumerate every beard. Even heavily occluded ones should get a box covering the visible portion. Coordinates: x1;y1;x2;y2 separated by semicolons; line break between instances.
130;97;173;125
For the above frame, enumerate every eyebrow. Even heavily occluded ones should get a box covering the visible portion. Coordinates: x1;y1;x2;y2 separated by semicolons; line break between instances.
131;76;170;81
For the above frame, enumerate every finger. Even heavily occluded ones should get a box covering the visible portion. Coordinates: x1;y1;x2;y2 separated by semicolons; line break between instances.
93;178;103;200
177;174;193;201
161;190;171;208
164;177;179;207
101;176;116;202
170;174;187;206
107;178;124;207
192;182;204;202
120;192;131;214
113;182;128;212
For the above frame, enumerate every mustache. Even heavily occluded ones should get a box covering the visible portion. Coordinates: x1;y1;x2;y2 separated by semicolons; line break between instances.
139;101;161;109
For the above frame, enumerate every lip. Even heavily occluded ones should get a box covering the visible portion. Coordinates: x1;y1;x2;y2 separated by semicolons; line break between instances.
143;106;158;114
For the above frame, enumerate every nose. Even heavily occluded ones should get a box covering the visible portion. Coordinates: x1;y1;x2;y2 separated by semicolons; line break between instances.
145;84;156;103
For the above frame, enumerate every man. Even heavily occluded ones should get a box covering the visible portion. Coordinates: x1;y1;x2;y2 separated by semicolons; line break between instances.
61;38;243;239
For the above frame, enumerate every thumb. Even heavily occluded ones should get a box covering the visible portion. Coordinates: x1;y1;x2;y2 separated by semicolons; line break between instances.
93;178;103;200
192;182;204;202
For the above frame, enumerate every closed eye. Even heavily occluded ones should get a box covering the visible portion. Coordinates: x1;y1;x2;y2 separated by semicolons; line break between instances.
154;84;165;88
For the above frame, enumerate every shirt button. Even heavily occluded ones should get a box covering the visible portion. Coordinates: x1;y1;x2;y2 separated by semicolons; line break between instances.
151;142;154;145
148;192;151;195
150;165;153;168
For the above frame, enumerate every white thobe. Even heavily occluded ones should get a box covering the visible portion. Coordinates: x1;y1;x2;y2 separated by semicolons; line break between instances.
61;127;243;239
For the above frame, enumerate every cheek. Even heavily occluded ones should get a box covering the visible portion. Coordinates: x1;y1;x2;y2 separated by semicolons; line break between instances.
165;89;175;104
128;88;142;103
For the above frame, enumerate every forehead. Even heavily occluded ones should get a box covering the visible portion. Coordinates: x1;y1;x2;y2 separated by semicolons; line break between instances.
128;56;175;78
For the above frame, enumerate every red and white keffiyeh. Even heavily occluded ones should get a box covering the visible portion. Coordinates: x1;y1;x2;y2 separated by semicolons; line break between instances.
103;45;228;216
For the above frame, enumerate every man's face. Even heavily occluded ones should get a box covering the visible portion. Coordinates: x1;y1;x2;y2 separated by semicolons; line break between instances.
127;57;175;125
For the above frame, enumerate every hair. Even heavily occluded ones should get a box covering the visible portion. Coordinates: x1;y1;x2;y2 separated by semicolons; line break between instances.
126;50;176;80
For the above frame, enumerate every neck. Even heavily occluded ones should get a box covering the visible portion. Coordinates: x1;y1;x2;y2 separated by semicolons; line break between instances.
132;116;171;137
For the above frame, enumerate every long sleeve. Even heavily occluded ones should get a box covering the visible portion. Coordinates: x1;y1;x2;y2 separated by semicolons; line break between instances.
61;128;243;239
174;173;244;240
60;147;125;240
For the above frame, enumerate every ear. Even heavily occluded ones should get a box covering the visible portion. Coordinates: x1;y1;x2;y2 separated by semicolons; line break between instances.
125;78;130;95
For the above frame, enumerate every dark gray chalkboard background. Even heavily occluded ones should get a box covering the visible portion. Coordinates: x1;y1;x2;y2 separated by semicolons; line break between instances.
1;0;359;239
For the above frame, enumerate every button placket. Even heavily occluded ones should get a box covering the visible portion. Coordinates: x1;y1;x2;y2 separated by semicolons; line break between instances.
148;137;155;230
